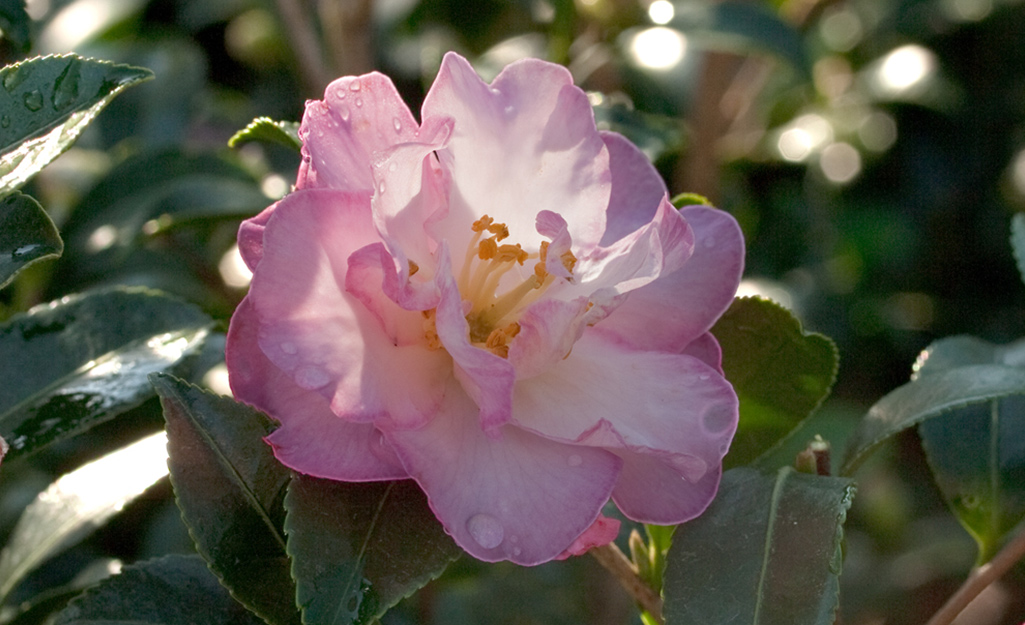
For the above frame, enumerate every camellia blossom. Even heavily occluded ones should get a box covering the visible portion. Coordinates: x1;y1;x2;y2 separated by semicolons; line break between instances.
226;52;744;565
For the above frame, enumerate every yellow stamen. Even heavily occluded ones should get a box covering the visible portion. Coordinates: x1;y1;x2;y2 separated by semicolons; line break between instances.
408;260;419;276
422;309;442;351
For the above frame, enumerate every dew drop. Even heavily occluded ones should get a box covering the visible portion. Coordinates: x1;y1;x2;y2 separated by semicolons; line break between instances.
280;342;297;355
702;404;734;434
294;365;330;390
466;513;504;549
698;373;711;381
338;104;350;121
671;455;709;483
12;244;40;258
567;454;583;467
23;90;42;112
512;547;522;556
703;236;717;249
388;161;397;172
392;117;402;132
349;80;361;91
3;65;30;92
377;181;386;195
52;58;81;111
0;115;9;129
355;98;363;107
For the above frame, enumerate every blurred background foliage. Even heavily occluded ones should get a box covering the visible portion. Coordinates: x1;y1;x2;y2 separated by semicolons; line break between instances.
1;0;1024;623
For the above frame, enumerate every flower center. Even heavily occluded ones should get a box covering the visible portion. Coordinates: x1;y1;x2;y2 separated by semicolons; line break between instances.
422;215;576;358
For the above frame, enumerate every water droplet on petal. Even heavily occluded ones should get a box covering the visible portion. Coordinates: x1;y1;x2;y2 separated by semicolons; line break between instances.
388;161;397;172
377;181;385;195
294;365;330;390
702;404;734;434
355;98;363;107
703;236;717;249
671;455;709;483
349;80;361;91
338;104;350;121
280;341;297;355
567;454;583;467
466;513;504;549
699;373;711;381
392;117;402;132
512;546;522;556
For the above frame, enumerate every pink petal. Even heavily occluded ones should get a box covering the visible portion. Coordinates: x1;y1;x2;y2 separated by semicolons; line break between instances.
600;131;669;246
599;205;744;352
345;242;440;338
298;72;421;192
611;448;724;524
554;515;622;560
421;52;610;252
237;202;277;272
508;296;593;380
681;332;724;373
512;330;737;475
227;298;407;481
248;189;450;430
385;379;622;565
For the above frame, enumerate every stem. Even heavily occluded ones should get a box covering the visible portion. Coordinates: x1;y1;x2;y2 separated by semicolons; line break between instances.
924;526;1025;625
590;543;664;625
273;0;334;95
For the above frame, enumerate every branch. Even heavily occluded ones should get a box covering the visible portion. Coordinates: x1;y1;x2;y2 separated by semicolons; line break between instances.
590;543;664;625
924;526;1025;625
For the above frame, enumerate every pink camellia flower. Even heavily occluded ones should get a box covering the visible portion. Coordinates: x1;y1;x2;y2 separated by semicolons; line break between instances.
226;52;744;565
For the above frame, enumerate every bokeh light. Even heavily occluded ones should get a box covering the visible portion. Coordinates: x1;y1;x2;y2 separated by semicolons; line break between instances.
627;27;687;70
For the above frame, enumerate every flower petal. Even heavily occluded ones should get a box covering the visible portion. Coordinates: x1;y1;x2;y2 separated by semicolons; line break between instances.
599;205;744;352
298;72;421;192
422;52;610;252
227;297;407;481
385;380;622;565
512;330;737;473
600;131;669;246
611;449;723;524
248;189;450;430
237;202;276;272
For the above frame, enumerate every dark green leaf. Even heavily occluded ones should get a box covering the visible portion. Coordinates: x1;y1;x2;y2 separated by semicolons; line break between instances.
591;102;683;164
0;55;152;194
913;336;1025;562
0;287;211;460
1010;213;1025;287
53;554;266;625
229;117;302;151
711;297;839;469
153;374;299;625
0;0;30;53
0;191;61;289
285;476;460;625
840;363;1025;475
671;0;810;75
663;467;855;625
0;433;169;603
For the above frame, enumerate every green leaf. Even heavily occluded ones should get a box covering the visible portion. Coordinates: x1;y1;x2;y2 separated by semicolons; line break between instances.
711;297;839;469
153;374;299;625
0;0;31;53
229;117;302;151
840;363;1025;476
663;467;855;625
0;191;62;289
0;55;153;195
53;554;266;625
671;0;810;75
912;336;1025;563
670;192;713;208
285;476;461;625
0;433;169;604
0;287;211;460
1010;213;1025;287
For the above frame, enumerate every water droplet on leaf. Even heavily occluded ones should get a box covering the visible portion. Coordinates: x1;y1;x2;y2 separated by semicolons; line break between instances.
52;58;81;111
23;90;43;111
0;116;9;128
466;513;504;549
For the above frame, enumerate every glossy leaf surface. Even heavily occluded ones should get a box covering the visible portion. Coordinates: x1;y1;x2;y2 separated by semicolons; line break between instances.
0;191;62;289
285;476;460;625
841;362;1025;475
711;297;838;468
154;374;299;625
1011;213;1025;286
0;0;30;52
663;467;855;625
0;433;169;603
53;554;266;625
914;336;1025;562
0;287;211;460
0;55;153;195
229;116;302;151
